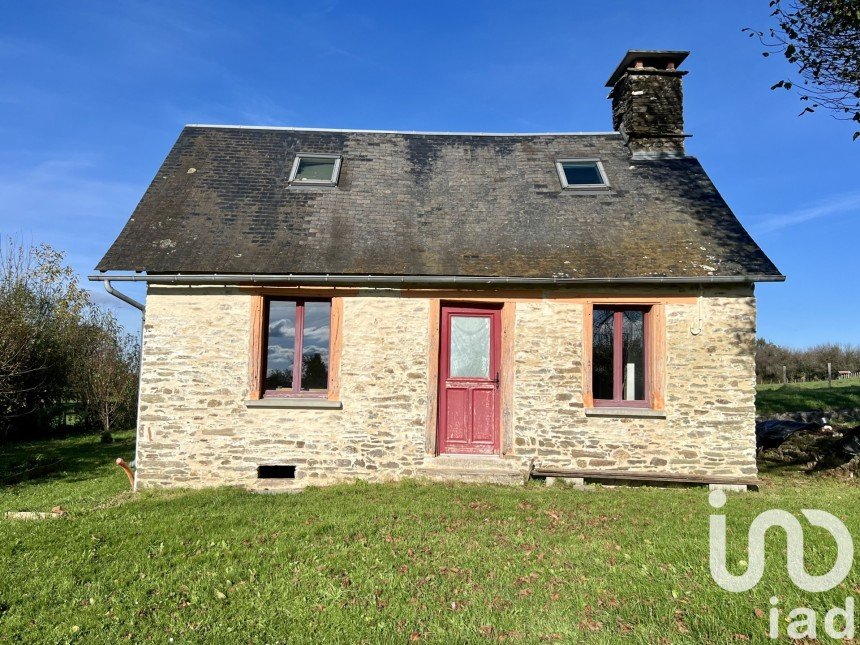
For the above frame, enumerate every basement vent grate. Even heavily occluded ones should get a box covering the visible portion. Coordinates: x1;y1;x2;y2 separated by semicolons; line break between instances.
257;465;297;479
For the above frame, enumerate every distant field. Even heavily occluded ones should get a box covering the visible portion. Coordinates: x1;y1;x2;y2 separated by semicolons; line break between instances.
756;377;860;416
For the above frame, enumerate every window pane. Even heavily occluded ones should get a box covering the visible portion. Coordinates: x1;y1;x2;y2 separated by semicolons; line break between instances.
300;301;330;392
294;157;337;182
449;316;490;378
622;310;646;401
266;301;296;391
593;308;614;400
562;162;604;186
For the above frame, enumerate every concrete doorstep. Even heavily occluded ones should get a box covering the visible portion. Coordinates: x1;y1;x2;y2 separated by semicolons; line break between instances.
417;455;529;485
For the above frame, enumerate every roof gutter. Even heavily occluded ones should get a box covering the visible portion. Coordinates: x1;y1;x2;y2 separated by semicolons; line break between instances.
89;273;786;287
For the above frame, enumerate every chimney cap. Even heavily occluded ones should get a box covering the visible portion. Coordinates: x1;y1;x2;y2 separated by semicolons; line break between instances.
605;50;690;88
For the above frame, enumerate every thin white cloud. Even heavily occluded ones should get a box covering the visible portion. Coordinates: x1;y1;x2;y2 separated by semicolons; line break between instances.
0;155;145;335
269;319;297;339
302;325;330;344
0;156;139;227
754;193;860;234
267;343;295;371
86;287;123;309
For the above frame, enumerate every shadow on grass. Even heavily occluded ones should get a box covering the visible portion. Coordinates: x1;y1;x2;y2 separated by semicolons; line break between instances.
756;383;860;416
0;431;135;487
757;459;811;476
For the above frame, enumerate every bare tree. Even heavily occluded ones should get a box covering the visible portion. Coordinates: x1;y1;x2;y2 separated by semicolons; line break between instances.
0;237;87;436
756;338;860;383
73;308;139;442
1;236;138;441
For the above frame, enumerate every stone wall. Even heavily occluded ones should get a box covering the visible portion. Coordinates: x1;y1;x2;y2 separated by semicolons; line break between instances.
136;288;431;490
135;285;757;489
513;288;757;477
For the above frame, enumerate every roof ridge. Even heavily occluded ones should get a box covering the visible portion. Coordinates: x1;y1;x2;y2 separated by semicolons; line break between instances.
184;124;622;137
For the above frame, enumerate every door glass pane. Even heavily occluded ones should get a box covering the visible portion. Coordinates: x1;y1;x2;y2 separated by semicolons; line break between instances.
449;315;490;378
593;308;614;400
266;301;296;391
300;301;330;392
622;310;645;401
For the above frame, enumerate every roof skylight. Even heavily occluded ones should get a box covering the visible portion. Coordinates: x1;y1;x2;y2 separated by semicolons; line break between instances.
556;159;609;190
289;154;342;186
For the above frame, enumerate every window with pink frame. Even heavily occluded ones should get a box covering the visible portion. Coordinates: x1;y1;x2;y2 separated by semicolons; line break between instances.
592;306;650;407
262;298;331;398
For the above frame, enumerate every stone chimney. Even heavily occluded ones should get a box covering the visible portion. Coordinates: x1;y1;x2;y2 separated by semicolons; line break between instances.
606;50;690;158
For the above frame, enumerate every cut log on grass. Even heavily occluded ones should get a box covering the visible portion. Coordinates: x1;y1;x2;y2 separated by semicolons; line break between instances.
5;507;66;520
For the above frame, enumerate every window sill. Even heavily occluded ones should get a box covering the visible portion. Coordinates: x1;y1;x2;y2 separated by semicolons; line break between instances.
585;407;666;419
287;183;337;189
245;399;342;410
561;187;612;195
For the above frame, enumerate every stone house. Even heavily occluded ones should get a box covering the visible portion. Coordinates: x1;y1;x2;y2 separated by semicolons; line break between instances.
93;50;783;491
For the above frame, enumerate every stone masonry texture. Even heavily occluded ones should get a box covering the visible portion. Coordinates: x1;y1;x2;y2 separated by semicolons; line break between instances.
611;71;686;156
512;288;757;478
135;284;758;489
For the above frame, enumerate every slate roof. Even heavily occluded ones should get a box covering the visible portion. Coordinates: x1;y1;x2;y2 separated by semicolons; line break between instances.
96;125;782;281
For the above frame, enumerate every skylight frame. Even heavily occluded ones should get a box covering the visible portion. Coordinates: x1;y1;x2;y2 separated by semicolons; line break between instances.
555;158;610;191
288;153;343;187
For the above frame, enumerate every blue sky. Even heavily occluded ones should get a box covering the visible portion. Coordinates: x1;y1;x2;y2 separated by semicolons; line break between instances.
1;1;857;347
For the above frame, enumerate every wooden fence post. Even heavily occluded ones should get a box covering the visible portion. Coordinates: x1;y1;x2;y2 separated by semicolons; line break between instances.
782;365;787;384
828;362;832;388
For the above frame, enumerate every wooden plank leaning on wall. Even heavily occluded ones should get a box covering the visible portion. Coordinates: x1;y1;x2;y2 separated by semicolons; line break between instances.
327;297;344;402
248;295;264;400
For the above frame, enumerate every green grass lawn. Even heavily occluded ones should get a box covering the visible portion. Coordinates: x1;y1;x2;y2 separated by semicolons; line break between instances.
2;433;859;643
756;377;860;416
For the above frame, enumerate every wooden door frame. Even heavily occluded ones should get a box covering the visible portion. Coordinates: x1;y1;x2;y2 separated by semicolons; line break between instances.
437;302;503;455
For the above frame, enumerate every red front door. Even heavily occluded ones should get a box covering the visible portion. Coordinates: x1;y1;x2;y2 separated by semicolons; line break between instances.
438;304;501;455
